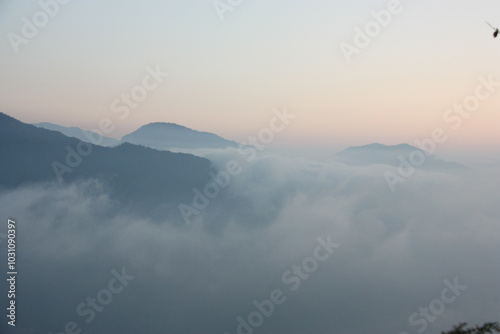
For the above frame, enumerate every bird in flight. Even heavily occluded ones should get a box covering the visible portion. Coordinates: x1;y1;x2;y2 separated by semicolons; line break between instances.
486;21;499;38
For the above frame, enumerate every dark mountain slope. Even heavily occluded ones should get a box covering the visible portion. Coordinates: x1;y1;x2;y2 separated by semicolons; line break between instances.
0;113;212;221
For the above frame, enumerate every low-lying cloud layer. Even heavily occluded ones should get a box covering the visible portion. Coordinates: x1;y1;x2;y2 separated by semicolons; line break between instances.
1;152;499;334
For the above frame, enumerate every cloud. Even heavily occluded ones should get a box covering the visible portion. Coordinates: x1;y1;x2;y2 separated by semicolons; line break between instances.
1;153;499;334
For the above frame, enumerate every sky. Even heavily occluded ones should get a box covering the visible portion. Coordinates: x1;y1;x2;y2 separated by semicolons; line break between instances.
1;0;500;152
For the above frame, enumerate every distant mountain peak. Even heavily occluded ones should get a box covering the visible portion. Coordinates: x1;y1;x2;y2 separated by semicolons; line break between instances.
142;122;187;128
121;122;238;150
348;143;417;151
335;143;466;170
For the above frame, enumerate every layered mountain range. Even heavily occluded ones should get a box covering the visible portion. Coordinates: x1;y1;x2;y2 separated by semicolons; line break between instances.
1;113;212;221
1;113;467;221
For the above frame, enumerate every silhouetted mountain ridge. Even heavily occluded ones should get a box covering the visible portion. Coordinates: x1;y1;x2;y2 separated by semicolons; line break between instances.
335;143;466;170
121;122;239;150
34;122;119;147
0;113;212;221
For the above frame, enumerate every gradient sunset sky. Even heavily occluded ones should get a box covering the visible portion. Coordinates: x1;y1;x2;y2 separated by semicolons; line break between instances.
1;0;499;152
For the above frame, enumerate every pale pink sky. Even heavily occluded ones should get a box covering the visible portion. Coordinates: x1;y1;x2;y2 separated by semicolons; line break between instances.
1;0;499;152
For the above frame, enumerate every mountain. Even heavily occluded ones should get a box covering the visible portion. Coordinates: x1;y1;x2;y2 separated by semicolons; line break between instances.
34;122;120;147
335;143;466;170
121;122;239;150
0;113;212;221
